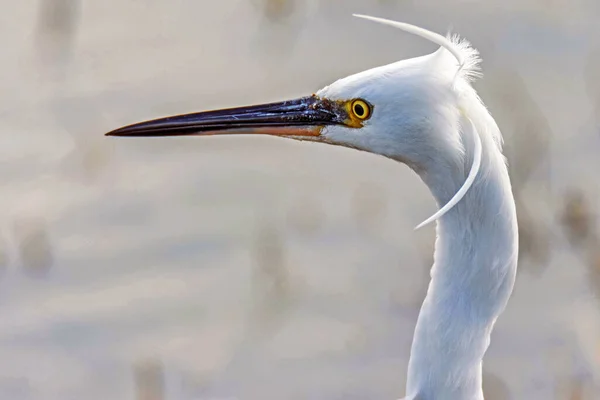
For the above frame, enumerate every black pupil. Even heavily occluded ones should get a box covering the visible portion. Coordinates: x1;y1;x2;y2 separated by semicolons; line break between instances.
354;103;365;116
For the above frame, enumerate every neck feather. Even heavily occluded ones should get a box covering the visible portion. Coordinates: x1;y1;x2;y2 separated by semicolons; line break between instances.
405;119;518;400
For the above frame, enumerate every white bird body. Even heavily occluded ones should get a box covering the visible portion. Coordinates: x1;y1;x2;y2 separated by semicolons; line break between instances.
107;15;519;400
319;28;518;400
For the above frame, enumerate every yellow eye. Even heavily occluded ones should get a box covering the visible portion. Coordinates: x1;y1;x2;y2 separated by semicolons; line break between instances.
350;99;372;120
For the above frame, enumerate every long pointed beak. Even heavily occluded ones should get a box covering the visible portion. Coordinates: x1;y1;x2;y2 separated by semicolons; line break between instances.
105;95;348;138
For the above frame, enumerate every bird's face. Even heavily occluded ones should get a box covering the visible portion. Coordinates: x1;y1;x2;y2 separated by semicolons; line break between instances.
315;55;460;170
106;54;457;172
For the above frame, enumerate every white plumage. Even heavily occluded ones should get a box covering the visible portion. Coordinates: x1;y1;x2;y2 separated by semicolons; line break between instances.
316;17;518;400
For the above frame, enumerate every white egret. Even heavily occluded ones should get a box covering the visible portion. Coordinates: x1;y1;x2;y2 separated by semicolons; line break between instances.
106;15;518;400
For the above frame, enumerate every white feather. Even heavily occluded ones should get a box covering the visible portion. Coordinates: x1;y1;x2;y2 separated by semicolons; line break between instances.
414;117;482;230
352;14;485;230
353;14;465;70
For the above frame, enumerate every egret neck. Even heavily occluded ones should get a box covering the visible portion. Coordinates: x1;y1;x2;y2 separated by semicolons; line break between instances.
406;112;518;400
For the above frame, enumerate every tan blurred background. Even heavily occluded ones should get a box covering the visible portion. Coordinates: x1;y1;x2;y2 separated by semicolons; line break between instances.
1;0;600;399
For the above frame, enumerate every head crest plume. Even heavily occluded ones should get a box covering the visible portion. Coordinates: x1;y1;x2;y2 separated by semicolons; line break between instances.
352;14;483;230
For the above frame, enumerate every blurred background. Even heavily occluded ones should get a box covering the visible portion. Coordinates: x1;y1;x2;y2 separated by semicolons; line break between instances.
1;0;599;399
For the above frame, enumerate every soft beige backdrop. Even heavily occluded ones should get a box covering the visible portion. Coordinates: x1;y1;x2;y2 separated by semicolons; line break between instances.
1;1;600;399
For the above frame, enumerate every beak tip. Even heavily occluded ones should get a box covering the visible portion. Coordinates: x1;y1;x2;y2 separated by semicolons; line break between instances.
105;128;130;137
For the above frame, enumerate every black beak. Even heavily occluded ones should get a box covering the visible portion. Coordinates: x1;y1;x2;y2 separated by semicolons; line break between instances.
105;95;348;138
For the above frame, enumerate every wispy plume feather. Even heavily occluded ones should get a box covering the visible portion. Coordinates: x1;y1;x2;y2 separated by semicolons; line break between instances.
352;14;484;229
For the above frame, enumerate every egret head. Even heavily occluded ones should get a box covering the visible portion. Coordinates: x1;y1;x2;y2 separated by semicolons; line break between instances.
314;51;465;172
106;15;488;228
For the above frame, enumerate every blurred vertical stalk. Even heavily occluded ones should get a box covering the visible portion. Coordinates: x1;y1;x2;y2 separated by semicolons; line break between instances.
133;358;165;400
251;219;291;332
560;190;600;390
560;190;600;296
36;0;113;184
35;0;80;80
584;45;600;128
0;227;7;276
560;190;594;248
258;0;295;22
13;216;53;277
250;0;306;62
